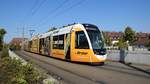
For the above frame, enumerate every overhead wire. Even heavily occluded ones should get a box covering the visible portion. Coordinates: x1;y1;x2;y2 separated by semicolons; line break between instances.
31;0;47;16
52;0;86;18
25;0;47;24
36;0;69;27
22;0;47;38
37;0;86;28
21;0;40;38
22;0;39;24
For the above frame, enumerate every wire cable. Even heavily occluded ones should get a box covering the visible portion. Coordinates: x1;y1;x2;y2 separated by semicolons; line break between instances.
31;0;47;16
22;0;39;24
37;0;69;27
25;0;47;24
38;0;86;28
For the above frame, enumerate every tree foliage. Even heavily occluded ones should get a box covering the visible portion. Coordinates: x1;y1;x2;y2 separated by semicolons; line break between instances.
1;45;9;58
118;38;128;49
102;32;112;46
124;26;136;45
9;44;21;50
0;28;6;35
0;28;7;50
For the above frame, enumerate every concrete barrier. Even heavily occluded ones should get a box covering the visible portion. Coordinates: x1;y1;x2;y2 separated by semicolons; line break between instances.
107;50;150;65
8;50;27;65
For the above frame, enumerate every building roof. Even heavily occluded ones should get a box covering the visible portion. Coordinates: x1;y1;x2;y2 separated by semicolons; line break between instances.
10;37;28;45
136;32;149;37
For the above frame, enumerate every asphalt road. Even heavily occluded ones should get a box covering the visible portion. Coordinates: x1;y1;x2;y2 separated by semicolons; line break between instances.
15;51;150;84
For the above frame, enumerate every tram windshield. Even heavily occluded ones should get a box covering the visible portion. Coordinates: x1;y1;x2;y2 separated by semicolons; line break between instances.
83;24;105;50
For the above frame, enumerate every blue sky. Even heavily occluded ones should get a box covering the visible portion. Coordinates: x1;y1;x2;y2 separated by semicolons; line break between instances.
0;0;150;43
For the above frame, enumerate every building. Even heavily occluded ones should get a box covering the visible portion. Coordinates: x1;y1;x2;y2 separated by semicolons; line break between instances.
104;32;123;44
135;32;149;47
10;37;27;46
104;31;149;47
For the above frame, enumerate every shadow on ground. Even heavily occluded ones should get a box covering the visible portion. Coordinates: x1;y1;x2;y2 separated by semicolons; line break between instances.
120;62;150;75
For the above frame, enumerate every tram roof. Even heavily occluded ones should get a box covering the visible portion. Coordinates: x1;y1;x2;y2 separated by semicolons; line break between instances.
39;23;84;37
30;23;85;39
52;23;83;36
39;32;52;38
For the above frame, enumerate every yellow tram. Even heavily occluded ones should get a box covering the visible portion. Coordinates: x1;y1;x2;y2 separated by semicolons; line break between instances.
23;23;107;63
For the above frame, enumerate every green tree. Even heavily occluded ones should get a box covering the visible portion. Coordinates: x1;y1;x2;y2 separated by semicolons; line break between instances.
124;26;136;45
0;28;7;50
118;38;128;49
102;32;112;46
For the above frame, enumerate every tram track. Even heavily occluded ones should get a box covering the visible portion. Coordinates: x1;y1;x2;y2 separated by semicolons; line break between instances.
15;51;150;84
15;51;105;84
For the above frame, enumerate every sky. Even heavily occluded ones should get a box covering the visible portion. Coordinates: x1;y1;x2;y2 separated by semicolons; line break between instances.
0;0;150;43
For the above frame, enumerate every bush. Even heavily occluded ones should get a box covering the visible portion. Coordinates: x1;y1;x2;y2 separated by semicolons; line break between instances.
9;44;21;51
0;49;46;84
1;47;9;58
0;57;23;84
0;44;3;51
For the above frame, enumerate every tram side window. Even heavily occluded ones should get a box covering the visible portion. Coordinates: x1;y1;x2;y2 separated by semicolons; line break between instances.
59;35;64;49
53;35;64;49
75;31;89;49
53;36;58;49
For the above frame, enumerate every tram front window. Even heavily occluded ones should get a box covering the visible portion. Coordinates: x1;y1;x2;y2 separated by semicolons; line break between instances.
87;30;105;50
83;24;105;50
84;24;106;55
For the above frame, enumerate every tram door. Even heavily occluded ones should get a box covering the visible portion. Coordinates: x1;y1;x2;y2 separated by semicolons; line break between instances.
70;28;91;62
39;38;44;54
64;33;71;60
45;37;50;56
